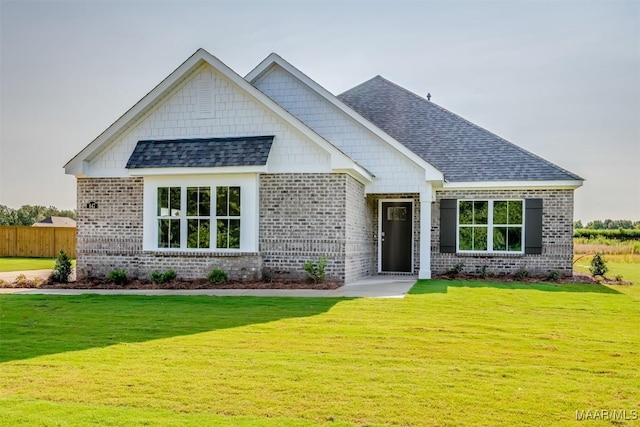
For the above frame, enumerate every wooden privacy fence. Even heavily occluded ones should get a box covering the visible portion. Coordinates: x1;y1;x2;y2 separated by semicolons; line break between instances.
0;226;76;258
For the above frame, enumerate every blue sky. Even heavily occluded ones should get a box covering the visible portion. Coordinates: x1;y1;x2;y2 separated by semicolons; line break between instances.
1;0;638;221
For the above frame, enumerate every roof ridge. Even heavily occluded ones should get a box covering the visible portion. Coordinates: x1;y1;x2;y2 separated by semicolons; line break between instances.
369;76;583;181
337;75;385;97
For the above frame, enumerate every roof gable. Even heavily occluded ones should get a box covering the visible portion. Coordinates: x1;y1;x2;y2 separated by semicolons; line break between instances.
338;76;583;183
65;49;371;183
246;54;443;182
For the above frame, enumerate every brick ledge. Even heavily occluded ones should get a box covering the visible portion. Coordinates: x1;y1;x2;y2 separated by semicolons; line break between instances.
143;251;259;258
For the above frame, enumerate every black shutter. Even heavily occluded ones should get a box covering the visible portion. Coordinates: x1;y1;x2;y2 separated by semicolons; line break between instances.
525;199;543;254
440;199;457;253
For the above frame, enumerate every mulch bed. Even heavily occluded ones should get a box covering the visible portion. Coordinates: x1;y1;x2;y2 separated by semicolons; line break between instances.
434;271;633;286
1;277;342;290
1;272;632;289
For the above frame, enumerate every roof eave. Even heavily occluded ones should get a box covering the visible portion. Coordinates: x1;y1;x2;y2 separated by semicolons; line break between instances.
442;179;584;190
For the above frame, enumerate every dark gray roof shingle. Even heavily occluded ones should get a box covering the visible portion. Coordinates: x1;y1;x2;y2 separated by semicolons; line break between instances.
338;76;582;182
126;136;274;169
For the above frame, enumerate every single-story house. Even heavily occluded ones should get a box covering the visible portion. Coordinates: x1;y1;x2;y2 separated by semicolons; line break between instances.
33;216;77;227
64;49;582;283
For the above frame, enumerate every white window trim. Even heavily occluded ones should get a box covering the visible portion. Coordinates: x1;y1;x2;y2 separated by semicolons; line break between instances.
143;174;258;252
377;198;415;273
456;199;525;254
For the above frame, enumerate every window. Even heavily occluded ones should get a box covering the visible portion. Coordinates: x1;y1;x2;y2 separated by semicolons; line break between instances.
157;187;181;248
155;186;240;250
187;187;210;249
216;186;241;249
457;200;524;253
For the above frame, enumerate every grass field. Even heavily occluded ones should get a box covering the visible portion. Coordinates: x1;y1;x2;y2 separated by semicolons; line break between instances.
0;257;76;272
2;279;639;426
574;254;640;300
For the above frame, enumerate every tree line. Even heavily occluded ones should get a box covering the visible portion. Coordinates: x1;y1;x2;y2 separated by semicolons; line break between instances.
0;205;77;226
574;219;640;230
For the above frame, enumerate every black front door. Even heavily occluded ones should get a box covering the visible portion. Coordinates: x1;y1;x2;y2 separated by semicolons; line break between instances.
381;201;412;272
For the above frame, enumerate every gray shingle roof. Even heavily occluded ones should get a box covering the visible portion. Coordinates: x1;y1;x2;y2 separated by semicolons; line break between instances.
126;136;274;169
338;76;582;182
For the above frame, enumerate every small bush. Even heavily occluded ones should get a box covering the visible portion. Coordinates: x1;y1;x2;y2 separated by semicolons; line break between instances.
514;268;530;280
614;274;624;282
589;253;608;277
207;268;228;284
447;262;465;277
150;269;177;284
52;250;73;283
547;270;562;281
14;274;28;286
262;267;273;283
304;257;328;283
477;264;490;278
108;269;127;286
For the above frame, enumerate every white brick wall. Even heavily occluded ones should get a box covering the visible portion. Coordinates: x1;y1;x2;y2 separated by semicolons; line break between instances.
254;66;426;193
87;63;331;176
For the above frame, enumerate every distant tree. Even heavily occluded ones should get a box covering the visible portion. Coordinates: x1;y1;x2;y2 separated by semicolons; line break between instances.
573;220;584;229
585;219;637;230
0;205;76;226
0;205;18;225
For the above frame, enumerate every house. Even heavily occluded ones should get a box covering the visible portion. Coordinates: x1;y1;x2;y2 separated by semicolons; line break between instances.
64;49;582;283
32;216;77;227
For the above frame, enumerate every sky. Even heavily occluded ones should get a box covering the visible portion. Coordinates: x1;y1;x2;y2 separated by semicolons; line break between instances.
0;0;638;222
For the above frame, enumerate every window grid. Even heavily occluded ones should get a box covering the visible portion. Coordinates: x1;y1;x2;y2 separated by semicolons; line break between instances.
215;186;241;249
156;185;241;251
457;200;524;253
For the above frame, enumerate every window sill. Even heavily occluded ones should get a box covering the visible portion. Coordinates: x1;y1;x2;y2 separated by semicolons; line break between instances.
456;252;524;258
143;250;259;258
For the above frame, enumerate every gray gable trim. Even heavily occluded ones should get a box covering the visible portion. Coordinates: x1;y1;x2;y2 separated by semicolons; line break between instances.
338;76;582;183
126;136;274;169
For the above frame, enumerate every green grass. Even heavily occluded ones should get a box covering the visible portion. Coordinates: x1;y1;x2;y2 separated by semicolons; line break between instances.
574;254;640;301
0;257;76;272
1;282;639;426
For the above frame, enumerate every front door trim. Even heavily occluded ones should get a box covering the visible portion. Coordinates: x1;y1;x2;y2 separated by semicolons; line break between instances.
378;198;414;273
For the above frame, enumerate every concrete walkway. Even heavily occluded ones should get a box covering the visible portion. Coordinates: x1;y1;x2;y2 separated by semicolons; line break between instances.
0;275;417;298
0;269;57;283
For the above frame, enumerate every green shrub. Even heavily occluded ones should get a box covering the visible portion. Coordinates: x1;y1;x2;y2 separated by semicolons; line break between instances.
303;257;327;283
262;267;274;283
477;264;490;278
589;253;608;277
514;268;530;280
547;270;562;281
107;269;127;286
207;268;228;284
51;250;73;283
447;262;465;277
150;269;177;284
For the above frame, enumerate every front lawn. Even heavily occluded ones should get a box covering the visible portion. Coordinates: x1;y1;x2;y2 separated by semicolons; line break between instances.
1;281;639;426
0;257;76;272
